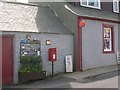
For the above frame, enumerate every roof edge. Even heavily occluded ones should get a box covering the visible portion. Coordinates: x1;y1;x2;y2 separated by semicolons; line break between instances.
65;3;120;24
1;31;74;35
78;16;120;24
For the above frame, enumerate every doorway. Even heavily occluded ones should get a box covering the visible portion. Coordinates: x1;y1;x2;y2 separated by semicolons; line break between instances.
2;35;14;85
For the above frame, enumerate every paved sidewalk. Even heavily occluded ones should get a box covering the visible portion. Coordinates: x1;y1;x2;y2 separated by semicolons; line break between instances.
63;64;119;80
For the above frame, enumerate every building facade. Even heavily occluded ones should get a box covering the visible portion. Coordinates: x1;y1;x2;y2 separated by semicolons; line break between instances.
1;0;120;85
69;0;120;13
48;1;120;71
0;2;73;84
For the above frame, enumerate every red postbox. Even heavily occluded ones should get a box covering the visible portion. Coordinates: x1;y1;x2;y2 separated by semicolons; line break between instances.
48;48;57;61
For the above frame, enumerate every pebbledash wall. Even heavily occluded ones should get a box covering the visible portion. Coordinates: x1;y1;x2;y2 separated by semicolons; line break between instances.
2;32;73;83
82;19;118;70
0;2;73;83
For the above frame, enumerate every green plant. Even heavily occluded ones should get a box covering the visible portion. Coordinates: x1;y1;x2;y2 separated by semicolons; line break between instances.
20;56;31;63
19;65;31;73
31;64;43;72
31;56;41;63
19;64;43;73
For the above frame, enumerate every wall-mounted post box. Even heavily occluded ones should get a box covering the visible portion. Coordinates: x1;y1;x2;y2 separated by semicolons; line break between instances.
48;48;57;61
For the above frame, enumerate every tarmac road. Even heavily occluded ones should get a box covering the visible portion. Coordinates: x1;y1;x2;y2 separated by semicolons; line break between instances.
2;70;119;89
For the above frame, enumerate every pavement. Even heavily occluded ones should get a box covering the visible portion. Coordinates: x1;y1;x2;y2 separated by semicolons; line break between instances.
2;64;119;89
63;64;119;80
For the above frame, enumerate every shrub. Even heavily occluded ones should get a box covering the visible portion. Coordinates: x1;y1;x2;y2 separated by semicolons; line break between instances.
20;56;31;63
19;64;43;73
19;55;43;73
19;65;31;73
30;64;43;72
31;56;41;63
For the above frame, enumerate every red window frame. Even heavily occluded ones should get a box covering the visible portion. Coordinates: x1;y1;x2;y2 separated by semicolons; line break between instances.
102;24;114;54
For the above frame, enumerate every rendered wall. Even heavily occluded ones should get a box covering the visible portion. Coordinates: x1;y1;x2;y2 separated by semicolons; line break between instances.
1;32;73;83
49;2;78;71
82;19;118;70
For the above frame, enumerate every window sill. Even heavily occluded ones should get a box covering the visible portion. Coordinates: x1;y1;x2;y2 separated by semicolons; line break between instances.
103;51;115;54
80;4;101;10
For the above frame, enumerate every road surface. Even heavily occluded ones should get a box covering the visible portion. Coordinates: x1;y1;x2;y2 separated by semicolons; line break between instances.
2;70;119;89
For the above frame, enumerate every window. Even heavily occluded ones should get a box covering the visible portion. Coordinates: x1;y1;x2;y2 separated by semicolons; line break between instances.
113;0;119;13
81;0;101;9
103;24;114;53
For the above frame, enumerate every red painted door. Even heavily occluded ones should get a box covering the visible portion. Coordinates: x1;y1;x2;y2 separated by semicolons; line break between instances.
2;36;13;85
